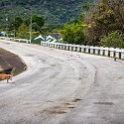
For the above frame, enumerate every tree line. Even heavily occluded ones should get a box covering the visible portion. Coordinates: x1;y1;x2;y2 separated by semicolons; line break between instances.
0;15;44;39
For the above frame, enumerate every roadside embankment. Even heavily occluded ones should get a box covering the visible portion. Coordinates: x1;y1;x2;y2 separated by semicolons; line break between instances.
0;48;26;75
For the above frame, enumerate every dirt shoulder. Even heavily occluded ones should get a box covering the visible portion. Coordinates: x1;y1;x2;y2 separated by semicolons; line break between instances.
0;48;26;75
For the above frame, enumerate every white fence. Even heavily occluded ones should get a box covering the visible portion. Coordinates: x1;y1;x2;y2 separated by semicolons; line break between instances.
0;37;124;60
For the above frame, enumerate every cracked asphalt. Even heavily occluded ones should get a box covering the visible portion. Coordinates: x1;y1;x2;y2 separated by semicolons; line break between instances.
0;40;124;124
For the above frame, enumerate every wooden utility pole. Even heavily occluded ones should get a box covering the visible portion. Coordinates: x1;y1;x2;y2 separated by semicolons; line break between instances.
29;8;32;44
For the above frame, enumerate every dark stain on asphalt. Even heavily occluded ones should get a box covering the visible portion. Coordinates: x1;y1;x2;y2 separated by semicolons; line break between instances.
25;54;33;57
71;98;82;102
94;102;114;105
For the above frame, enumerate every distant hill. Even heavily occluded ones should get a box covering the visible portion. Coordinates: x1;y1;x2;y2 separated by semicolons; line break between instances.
0;0;97;24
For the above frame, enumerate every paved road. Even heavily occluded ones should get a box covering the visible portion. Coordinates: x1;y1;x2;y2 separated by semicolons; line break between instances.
0;40;124;124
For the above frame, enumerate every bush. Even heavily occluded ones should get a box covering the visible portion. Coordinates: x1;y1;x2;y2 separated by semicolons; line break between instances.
61;24;85;44
100;31;124;48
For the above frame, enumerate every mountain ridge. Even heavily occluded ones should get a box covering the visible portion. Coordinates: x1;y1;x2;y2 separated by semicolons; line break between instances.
0;0;96;24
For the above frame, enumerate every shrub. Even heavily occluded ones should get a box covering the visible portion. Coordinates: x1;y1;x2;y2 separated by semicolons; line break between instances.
100;31;124;48
61;24;85;44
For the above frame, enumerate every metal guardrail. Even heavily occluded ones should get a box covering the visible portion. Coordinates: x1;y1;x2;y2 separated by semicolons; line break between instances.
0;37;29;43
40;42;124;60
0;37;124;60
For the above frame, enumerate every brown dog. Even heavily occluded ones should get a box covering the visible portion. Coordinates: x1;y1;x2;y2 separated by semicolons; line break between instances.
0;73;13;83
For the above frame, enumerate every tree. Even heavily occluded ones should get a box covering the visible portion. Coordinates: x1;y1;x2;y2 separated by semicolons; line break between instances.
18;24;28;39
9;16;23;37
14;16;23;30
24;15;44;32
32;15;44;27
85;0;124;45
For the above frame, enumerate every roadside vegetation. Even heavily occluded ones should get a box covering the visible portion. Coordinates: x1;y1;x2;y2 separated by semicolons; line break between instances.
61;0;124;47
85;0;124;47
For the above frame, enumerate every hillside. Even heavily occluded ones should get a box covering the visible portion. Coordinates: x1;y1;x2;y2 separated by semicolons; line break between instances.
0;0;96;24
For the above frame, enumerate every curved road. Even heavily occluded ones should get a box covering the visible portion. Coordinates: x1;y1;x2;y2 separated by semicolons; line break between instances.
0;40;124;124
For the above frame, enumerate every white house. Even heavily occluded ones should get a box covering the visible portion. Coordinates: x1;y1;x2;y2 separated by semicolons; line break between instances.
34;33;62;43
46;35;56;43
34;35;45;42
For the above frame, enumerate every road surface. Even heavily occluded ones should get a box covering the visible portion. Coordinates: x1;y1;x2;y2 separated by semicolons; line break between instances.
0;40;124;124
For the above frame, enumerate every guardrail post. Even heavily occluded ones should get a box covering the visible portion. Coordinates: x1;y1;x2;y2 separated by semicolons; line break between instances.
63;44;66;50
57;43;59;49
42;42;44;46
86;46;90;53
115;48;121;59
77;45;81;52
52;43;54;48
72;45;75;51
121;49;124;60
44;42;46;47
54;43;57;48
104;47;109;56
62;44;65;50
110;48;114;57
50;43;52;48
56;43;58;48
59;44;62;49
47;42;49;47
95;47;99;55
58;43;60;49
43;42;45;46
100;47;104;56
90;46;94;54
59;43;62;49
65;44;69;50
81;46;85;53
69;45;72;51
